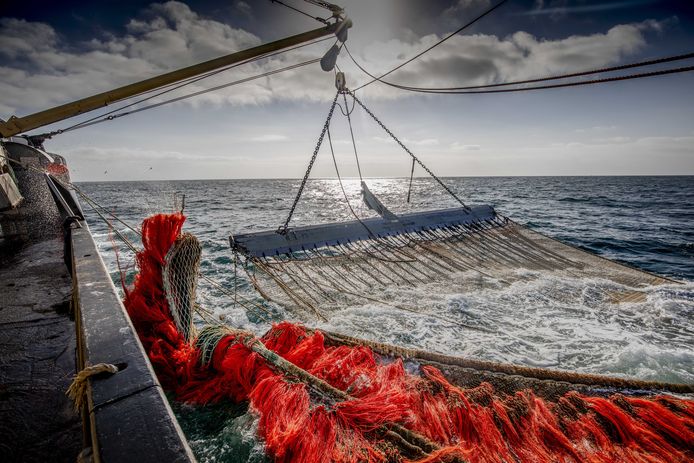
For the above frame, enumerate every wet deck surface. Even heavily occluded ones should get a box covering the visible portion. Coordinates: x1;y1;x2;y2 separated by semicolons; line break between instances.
0;235;81;462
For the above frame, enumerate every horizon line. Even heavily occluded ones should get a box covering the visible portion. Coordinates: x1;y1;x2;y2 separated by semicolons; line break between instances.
73;173;694;183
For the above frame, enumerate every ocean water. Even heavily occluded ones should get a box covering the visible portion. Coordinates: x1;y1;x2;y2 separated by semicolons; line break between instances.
78;176;694;461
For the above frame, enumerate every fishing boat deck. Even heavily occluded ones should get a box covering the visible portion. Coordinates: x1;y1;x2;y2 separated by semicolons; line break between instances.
0;233;82;462
0;141;195;462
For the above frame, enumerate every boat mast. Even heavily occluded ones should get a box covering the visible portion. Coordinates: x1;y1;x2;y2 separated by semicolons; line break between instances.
0;21;344;138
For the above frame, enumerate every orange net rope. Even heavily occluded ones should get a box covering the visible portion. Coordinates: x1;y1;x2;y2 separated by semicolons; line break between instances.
123;213;694;463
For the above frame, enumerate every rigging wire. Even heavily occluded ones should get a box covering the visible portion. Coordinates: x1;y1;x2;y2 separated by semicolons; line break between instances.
426;65;694;94
346;90;469;210
42;36;334;138
345;45;694;94
74;186;274;321
269;0;330;25
352;0;510;92
326;126;373;236
342;92;362;181
388;52;694;92
353;61;694;94
278;90;340;233
334;97;356;116
43;59;320;134
0;153;276;322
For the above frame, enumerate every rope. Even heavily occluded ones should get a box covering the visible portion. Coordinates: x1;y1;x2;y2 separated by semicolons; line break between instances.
231;327;439;454
56;61;252;136
321;331;694;394
346;90;469;210
66;363;119;412
278;90;340;233
353;0;509;92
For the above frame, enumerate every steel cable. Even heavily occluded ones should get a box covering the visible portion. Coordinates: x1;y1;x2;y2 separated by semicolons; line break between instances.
346;45;694;95
352;0;509;92
41;37;333;137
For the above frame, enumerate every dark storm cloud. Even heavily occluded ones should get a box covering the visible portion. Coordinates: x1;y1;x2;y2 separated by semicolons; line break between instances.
396;55;500;86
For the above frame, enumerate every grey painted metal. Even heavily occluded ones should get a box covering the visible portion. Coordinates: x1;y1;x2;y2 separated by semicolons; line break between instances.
71;220;196;462
45;174;82;223
3;141;55;164
360;181;398;221
231;204;496;257
49;173;84;219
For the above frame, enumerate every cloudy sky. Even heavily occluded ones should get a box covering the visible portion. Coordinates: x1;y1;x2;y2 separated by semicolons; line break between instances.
1;0;693;181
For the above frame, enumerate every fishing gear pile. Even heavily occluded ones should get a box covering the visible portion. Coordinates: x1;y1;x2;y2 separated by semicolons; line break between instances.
124;212;694;463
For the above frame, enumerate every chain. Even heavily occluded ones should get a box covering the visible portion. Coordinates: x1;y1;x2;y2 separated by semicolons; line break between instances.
342;91;362;182
277;90;341;234
347;90;469;210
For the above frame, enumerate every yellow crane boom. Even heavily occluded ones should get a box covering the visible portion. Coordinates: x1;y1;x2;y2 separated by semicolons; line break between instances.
0;22;341;138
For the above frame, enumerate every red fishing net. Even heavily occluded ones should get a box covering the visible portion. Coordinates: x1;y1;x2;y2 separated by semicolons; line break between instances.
124;213;694;463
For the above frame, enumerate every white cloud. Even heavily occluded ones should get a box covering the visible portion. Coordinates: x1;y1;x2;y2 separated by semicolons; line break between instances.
348;19;665;99
409;138;439;146
0;1;327;115
373;136;439;146
328;138;352;145
0;1;669;121
444;0;492;18
465;135;694;176
548;135;693;151
596;136;631;144
451;142;481;151
63;145;216;162
0;18;58;59
521;0;658;17
234;1;253;18
250;134;288;142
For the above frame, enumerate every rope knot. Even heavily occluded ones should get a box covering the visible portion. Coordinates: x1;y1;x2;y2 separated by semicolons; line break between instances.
66;363;119;412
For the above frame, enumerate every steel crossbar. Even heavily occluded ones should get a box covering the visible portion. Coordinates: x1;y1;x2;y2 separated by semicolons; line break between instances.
230;205;496;257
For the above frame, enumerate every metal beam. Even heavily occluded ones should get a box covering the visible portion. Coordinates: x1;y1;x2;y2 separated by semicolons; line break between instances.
0;23;339;137
231;205;496;257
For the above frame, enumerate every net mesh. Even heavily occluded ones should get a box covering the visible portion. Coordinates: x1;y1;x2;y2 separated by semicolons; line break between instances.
122;213;693;463
243;220;672;321
162;232;202;343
